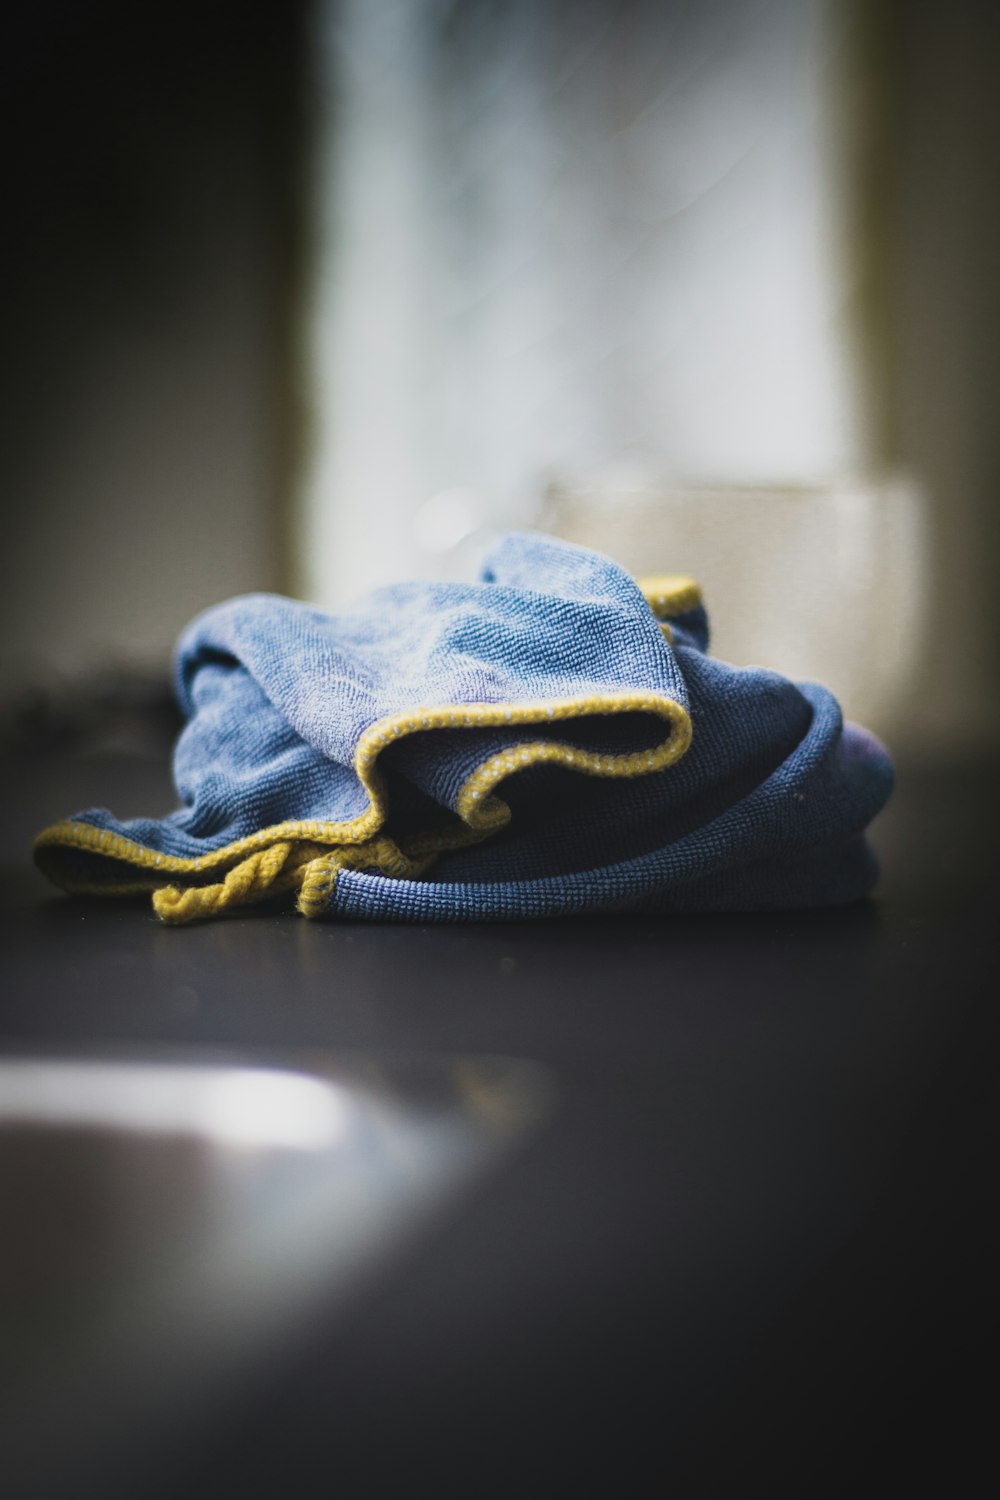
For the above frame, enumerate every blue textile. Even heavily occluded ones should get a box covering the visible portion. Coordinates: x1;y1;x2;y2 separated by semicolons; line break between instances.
34;532;894;921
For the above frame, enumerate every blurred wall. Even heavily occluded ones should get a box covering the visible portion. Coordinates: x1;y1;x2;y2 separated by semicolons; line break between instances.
300;0;865;605
887;0;1000;749
0;2;307;707
2;0;997;756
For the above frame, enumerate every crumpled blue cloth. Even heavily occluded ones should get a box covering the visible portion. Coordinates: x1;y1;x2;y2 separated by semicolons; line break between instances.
35;531;893;923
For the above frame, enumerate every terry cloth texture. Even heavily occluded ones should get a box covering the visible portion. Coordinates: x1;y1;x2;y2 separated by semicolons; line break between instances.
34;532;894;924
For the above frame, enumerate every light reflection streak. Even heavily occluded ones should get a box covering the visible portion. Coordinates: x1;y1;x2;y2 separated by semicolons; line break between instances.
0;1061;348;1151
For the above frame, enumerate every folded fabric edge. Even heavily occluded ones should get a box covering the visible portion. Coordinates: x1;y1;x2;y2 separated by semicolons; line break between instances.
320;705;892;923
635;575;702;618
635;576;705;646
324;832;882;922
33;690;693;924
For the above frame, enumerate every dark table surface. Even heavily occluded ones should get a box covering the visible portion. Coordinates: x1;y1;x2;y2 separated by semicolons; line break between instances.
1;742;997;1495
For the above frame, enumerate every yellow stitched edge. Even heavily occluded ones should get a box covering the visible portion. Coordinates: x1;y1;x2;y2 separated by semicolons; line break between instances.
636;575;702;619
34;690;692;921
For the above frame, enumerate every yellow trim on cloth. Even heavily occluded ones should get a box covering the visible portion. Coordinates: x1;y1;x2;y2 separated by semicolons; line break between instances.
636;575;703;618
635;575;703;643
34;690;693;925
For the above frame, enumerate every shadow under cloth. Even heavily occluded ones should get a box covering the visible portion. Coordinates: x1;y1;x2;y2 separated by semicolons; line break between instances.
35;532;894;924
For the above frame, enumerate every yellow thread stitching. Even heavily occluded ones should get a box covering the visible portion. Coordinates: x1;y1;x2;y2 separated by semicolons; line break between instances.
636;575;702;618
153;841;324;925
34;688;693;922
296;837;439;920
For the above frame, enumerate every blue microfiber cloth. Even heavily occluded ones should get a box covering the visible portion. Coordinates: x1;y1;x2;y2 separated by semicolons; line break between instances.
34;531;893;924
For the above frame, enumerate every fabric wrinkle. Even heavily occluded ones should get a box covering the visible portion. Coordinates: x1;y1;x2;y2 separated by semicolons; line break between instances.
33;532;894;924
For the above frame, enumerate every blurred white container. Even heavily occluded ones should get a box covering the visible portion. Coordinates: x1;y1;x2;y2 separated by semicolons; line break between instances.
540;473;927;742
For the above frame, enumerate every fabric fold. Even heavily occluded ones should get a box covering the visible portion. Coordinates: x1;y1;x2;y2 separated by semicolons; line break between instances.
34;532;893;923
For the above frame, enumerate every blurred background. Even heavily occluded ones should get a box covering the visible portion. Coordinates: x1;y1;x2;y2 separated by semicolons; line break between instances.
2;0;998;760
